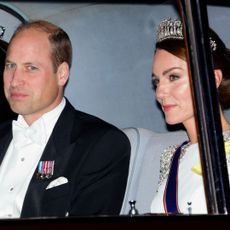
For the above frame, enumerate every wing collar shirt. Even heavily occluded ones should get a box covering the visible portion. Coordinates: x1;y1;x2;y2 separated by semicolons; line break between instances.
0;98;66;218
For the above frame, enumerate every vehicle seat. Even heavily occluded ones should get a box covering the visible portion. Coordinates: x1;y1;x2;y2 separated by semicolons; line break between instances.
120;127;187;214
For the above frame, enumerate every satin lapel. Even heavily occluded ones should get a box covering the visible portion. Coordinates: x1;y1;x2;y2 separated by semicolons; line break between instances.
21;100;80;217
0;122;12;164
21;143;59;217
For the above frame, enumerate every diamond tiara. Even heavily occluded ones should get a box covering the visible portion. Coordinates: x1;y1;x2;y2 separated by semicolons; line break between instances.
156;18;217;51
157;18;183;43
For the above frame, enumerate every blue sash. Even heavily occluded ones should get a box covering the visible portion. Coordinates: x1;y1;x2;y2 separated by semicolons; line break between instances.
163;141;189;214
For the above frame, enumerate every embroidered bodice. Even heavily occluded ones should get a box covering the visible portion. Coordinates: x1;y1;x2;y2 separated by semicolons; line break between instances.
157;129;230;187
151;129;230;214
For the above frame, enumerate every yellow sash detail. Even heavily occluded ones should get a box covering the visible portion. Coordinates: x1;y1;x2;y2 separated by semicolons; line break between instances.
191;140;230;176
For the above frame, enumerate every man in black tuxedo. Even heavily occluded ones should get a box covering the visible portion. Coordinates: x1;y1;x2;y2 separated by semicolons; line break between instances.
0;20;130;218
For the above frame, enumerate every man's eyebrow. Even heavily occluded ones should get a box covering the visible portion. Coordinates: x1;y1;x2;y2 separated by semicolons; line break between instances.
5;59;13;63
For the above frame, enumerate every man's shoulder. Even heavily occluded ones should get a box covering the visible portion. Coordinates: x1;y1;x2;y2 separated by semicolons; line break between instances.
64;100;115;128
0;120;12;131
74;109;122;135
62;99;129;143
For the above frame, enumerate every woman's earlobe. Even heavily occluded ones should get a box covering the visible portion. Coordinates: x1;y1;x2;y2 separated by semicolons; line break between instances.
214;69;223;88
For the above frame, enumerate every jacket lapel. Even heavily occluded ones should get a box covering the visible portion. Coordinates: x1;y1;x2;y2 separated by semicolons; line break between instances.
0;122;13;164
21;100;81;217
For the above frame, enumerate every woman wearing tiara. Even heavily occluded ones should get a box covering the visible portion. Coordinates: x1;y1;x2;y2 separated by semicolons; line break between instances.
150;18;230;214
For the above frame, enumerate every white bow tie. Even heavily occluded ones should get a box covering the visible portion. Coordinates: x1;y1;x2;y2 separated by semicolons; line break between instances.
12;119;47;148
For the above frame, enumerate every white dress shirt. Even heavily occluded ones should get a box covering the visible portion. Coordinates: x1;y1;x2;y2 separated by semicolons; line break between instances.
0;98;66;218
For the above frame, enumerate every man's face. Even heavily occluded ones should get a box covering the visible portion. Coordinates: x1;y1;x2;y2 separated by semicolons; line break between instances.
4;28;65;124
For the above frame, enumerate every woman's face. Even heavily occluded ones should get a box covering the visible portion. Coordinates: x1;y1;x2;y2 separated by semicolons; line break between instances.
152;48;195;125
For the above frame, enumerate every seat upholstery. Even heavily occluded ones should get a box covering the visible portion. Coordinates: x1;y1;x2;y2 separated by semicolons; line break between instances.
120;127;187;215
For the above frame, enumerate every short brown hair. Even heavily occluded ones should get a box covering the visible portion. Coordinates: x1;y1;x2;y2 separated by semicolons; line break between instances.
9;20;72;73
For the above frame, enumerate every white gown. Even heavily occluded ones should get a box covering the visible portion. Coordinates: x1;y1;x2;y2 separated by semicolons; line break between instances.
151;140;230;214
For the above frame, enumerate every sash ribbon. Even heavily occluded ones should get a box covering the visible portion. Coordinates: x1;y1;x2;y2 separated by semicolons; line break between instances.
163;141;189;214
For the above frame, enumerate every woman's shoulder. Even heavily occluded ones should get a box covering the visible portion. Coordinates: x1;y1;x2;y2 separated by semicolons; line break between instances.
158;144;179;187
157;141;192;186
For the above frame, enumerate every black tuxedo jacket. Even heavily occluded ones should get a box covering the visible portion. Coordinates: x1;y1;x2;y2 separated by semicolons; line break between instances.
0;99;131;218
